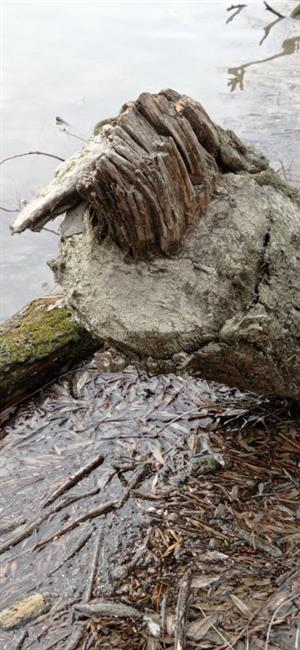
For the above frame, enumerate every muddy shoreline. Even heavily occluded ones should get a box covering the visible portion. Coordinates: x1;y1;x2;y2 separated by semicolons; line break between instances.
1;358;299;649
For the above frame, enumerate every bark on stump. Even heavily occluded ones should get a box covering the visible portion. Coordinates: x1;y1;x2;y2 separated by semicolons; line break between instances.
11;90;300;400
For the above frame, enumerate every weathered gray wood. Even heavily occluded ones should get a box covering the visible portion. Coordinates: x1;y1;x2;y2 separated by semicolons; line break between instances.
11;89;268;257
11;137;110;234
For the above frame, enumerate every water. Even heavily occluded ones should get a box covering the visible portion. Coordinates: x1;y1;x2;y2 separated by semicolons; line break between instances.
1;0;300;321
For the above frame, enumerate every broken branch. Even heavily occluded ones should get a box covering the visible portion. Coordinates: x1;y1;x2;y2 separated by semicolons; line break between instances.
174;567;192;650
42;454;104;507
263;1;285;19
0;151;65;166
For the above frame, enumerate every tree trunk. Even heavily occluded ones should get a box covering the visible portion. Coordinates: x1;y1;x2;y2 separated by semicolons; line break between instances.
0;297;99;414
11;90;300;400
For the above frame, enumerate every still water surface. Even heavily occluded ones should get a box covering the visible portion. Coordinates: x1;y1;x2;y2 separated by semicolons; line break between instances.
1;0;300;321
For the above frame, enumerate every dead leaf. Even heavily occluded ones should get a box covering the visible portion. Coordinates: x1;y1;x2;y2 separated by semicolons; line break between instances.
230;593;252;618
191;575;220;589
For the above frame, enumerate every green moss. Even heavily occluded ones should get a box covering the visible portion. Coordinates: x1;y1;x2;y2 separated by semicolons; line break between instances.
0;298;92;370
0;297;99;409
254;168;300;209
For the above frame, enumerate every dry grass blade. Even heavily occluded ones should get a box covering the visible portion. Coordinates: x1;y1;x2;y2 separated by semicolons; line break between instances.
230;594;252;619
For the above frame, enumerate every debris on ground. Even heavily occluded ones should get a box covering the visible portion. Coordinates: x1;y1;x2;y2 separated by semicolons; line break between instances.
0;356;299;649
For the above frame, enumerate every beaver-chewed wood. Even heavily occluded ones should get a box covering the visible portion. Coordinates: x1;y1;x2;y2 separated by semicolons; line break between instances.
11;89;268;256
78;90;220;256
10;89;300;400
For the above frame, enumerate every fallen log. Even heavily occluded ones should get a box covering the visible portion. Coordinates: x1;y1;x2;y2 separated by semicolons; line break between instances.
0;296;99;413
11;89;300;400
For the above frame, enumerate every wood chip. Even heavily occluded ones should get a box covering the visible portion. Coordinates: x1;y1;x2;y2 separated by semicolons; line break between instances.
0;593;49;630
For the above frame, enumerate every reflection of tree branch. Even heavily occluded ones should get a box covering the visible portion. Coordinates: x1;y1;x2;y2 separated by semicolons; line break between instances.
259;15;282;46
228;66;246;91
264;1;284;19
226;4;247;24
228;35;300;91
291;4;300;19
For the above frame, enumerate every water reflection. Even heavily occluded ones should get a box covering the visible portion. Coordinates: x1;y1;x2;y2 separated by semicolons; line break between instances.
226;4;247;25
228;33;300;91
1;0;299;321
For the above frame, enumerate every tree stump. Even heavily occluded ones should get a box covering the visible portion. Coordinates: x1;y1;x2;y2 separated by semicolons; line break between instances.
11;90;300;400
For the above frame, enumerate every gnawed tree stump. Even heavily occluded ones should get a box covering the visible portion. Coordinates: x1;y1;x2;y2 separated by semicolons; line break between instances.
11;89;269;256
11;90;300;399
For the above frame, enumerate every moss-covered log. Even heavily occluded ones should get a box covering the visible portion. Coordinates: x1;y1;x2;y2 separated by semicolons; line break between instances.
0;297;99;413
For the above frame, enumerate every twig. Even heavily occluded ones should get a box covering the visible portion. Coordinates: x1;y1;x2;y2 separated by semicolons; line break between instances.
0;206;19;213
42;632;70;650
174;567;192;650
199;606;235;649
263;1;285;19
0;512;50;556
227;3;246;9
117;463;152;508
42;454;104;507
226;5;247;23
35;501;117;549
0;466;134;558
259;15;282;46
85;526;105;601
60;128;88;143
160;592;168;636
0;516;26;535
53;486;101;511
220;569;300;649
0;151;65;166
234;525;282;557
131;488;174;500
41;226;60;236
265;593;300;650
13;630;28;649
64;626;86;650
65;525;107;649
45;527;93;582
